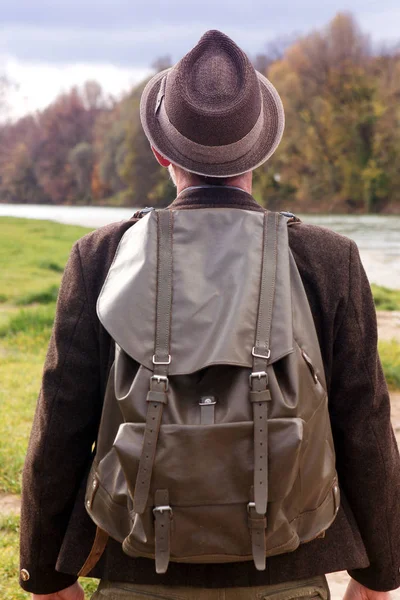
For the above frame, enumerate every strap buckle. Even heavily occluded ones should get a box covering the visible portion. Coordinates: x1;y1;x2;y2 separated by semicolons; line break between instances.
151;375;169;391
247;502;257;514
152;354;171;365
153;505;172;516
252;347;271;360
249;371;268;384
249;370;269;391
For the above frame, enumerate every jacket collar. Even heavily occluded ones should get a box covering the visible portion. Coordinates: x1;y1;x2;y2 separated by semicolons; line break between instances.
168;185;264;212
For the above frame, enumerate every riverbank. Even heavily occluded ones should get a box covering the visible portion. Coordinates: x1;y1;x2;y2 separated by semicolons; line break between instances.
1;208;400;289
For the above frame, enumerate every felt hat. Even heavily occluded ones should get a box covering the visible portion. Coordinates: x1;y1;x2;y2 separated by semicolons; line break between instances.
140;30;285;177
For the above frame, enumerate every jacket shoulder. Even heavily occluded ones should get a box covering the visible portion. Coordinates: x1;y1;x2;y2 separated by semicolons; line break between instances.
288;221;353;257
288;221;355;312
76;218;137;257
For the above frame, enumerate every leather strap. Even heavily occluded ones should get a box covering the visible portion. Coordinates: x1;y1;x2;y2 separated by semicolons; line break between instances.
247;502;267;571
77;526;109;577
133;378;168;514
153;209;174;369
154;489;172;574
133;210;174;515
250;211;278;515
253;211;278;373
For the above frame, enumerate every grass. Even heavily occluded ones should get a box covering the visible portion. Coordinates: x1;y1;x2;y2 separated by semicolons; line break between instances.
0;215;399;597
0;217;88;305
379;339;400;390
0;217;96;597
371;284;400;311
0;217;92;496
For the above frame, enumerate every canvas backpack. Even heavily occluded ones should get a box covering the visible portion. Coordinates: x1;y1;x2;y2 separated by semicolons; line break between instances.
80;206;340;576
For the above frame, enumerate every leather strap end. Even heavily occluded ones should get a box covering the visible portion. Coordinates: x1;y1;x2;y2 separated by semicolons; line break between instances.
147;390;168;404
250;389;271;403
78;526;109;577
248;502;267;572
154;489;172;574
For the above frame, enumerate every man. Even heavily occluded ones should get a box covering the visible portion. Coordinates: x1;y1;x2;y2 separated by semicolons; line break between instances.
20;30;400;600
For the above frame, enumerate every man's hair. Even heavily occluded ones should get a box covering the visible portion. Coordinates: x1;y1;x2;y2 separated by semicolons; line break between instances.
168;164;228;187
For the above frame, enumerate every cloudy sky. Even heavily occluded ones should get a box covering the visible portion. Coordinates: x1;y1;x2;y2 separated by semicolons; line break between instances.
1;0;399;119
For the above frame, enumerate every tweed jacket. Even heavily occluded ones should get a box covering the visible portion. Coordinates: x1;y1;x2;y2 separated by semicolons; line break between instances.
20;187;400;595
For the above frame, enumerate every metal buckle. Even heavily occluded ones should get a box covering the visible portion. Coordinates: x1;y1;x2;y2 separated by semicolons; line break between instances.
249;371;268;382
151;375;169;391
249;371;268;389
252;347;271;360
152;354;171;365
153;505;172;515
247;502;256;514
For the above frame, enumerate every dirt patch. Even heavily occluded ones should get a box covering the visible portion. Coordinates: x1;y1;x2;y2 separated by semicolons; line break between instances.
391;391;400;447
377;311;400;342
0;493;21;515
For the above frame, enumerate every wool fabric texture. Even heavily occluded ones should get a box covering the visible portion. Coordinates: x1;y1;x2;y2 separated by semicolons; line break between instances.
20;187;400;595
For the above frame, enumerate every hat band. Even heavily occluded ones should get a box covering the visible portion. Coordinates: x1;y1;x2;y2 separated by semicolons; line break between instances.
157;97;264;165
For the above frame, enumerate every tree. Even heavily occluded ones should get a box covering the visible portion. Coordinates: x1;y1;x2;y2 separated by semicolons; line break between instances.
69;142;94;204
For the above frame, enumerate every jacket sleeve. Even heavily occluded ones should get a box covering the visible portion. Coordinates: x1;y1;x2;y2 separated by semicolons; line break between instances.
19;242;102;595
329;240;400;592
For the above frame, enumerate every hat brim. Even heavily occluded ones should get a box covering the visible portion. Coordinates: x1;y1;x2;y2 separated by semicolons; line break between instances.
140;69;285;178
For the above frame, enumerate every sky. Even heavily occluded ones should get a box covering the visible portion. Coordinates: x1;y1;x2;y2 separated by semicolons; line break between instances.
1;0;399;120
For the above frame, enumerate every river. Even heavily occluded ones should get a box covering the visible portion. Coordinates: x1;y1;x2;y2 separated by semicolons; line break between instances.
0;204;399;289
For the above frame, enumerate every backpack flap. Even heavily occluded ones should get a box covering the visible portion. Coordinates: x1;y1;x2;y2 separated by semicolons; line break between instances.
97;208;294;375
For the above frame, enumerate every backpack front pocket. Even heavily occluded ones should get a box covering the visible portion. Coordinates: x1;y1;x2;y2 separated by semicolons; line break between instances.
114;419;304;507
112;418;304;563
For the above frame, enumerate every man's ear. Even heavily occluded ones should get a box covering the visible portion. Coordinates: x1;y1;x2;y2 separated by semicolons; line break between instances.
152;147;171;167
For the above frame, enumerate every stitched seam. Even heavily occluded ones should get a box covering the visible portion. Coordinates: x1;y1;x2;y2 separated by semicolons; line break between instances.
36;297;86;575
266;213;279;350
350;290;396;586
334;238;354;342
76;242;98;340
168;211;174;358
368;419;396;588
341;240;395;580
255;212;268;348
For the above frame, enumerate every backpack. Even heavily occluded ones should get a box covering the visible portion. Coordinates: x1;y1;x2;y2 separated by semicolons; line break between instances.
79;206;340;576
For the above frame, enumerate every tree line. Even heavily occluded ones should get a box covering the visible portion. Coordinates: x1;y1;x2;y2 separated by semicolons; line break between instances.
1;13;399;213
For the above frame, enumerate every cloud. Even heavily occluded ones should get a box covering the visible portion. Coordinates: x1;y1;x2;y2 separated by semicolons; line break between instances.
3;55;151;120
2;0;399;119
1;2;399;68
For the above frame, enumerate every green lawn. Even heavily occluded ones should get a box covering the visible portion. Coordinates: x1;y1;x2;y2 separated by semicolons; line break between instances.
0;216;399;599
0;217;95;598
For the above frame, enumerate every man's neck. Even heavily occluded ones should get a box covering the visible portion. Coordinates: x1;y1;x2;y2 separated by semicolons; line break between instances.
175;171;253;196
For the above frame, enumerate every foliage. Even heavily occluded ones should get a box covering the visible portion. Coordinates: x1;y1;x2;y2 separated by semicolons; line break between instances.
0;13;399;211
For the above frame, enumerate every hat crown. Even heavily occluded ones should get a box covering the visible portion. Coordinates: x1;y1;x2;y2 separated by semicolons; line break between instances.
165;30;262;146
139;29;285;177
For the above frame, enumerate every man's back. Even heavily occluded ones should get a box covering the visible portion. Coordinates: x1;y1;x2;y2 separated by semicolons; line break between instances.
20;186;400;594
